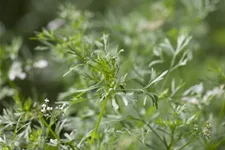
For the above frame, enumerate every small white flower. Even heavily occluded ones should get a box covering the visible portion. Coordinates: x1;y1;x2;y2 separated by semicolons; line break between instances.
49;138;58;145
41;109;46;113
41;104;47;108
47;107;53;111
44;114;50;117
8;61;26;81
44;98;49;103
33;59;48;68
60;103;67;110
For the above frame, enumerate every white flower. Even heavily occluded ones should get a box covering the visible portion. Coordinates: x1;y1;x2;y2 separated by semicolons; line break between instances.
59;103;68;110
41;109;46;113
49;139;58;146
47;107;53;111
41;104;47;108
8;61;26;81
44;98;49;103
33;59;48;68
44;114;50;117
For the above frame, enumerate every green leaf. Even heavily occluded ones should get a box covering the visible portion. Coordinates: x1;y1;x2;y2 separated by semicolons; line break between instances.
145;70;168;89
23;98;32;111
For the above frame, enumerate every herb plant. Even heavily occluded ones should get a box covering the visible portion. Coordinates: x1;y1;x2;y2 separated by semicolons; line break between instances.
0;1;225;150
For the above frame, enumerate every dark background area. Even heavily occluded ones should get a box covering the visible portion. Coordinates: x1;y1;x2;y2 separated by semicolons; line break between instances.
1;0;225;55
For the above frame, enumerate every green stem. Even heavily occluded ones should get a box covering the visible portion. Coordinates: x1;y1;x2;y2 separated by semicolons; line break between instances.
146;123;168;149
214;137;225;148
168;126;176;149
177;135;198;150
40;117;58;139
91;95;109;143
160;53;177;92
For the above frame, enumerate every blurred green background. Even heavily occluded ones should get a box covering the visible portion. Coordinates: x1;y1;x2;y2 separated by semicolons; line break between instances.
0;0;225;103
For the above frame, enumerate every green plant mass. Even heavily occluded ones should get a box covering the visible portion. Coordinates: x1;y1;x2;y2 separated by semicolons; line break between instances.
0;0;225;149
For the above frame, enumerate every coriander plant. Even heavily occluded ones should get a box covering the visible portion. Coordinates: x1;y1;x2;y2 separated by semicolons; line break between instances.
0;0;225;150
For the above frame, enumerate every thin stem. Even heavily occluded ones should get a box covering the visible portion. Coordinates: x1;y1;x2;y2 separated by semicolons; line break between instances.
91;95;109;143
145;122;169;149
177;135;198;150
214;137;225;148
160;53;177;92
168;126;176;149
40;117;58;139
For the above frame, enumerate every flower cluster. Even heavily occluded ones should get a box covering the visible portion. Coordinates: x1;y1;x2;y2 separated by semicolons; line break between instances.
55;103;67;110
41;98;68;117
41;98;53;117
202;122;212;139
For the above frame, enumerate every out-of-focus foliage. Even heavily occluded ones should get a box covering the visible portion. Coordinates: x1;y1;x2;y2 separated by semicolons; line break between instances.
0;0;225;149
